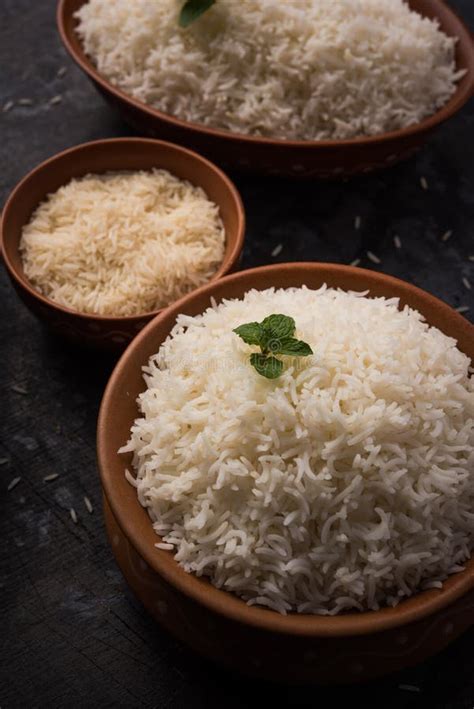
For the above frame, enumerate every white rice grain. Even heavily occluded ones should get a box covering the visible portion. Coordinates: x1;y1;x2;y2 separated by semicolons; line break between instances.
7;477;22;492
366;251;381;264
271;244;283;258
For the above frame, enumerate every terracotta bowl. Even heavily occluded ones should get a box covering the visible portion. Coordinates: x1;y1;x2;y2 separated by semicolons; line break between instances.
58;0;474;178
0;138;245;352
97;262;474;684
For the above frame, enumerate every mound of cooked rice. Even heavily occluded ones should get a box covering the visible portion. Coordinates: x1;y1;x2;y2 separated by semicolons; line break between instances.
122;286;474;615
76;0;464;141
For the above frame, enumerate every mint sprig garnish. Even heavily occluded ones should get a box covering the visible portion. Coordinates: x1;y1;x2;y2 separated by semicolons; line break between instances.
233;314;313;379
179;0;215;28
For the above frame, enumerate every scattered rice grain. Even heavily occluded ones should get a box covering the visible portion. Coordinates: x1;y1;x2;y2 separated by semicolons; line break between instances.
399;685;421;693
11;384;28;395
70;508;78;524
420;176;429;190
455;306;470;314
462;277;471;291
18;98;33;106
57;66;68;78
394;235;402;249
350;258;361;267
3;100;14;113
0;458;9;466
366;250;381;264
468;255;474;262
43;474;59;482
7;477;22;492
50;95;63;105
84;496;93;514
354;216;361;230
441;230;453;242
271;244;283;258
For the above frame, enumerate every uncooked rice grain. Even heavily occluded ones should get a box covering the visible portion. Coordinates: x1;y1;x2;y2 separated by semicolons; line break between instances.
20;170;225;317
11;385;28;395
366;251;381;264
122;286;474;615
271;244;283;258
7;477;22;492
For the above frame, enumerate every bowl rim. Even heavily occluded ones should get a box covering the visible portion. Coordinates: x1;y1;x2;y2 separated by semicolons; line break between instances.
0;137;245;324
58;0;474;150
97;262;474;638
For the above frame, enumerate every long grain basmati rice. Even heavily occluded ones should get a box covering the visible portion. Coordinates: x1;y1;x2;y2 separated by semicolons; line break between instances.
76;0;464;141
20;170;225;317
122;286;474;615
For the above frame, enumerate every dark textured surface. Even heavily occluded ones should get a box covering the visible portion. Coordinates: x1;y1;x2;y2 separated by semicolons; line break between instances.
1;1;473;707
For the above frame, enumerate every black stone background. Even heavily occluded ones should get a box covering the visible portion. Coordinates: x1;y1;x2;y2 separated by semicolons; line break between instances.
1;1;473;707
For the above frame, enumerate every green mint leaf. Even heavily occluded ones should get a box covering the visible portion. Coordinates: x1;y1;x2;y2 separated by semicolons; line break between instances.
261;314;296;340
234;313;314;380
233;322;263;346
273;337;313;357
250;354;284;380
179;0;215;27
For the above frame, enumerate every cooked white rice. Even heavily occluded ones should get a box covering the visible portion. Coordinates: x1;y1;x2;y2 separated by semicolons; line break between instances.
20;170;225;317
121;286;474;615
76;0;464;141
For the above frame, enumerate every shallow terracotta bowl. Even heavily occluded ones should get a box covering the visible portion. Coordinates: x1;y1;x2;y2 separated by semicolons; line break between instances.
58;0;474;178
1;138;245;351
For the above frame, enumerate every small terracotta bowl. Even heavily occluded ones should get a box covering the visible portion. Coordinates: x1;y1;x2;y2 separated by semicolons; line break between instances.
0;138;245;352
58;0;474;178
98;262;474;684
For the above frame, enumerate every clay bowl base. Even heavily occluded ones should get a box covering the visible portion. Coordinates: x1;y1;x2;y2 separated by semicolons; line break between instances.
104;497;474;684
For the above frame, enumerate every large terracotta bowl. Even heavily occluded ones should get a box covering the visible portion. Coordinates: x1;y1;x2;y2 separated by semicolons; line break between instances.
97;263;474;683
1;138;245;352
58;0;474;178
